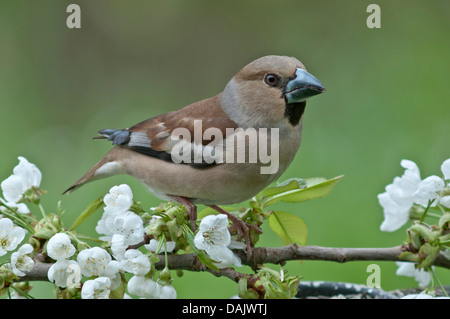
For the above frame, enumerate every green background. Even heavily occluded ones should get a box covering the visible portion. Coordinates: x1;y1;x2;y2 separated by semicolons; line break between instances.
0;0;448;298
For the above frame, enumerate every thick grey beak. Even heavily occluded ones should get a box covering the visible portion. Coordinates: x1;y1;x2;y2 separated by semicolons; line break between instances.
285;68;325;103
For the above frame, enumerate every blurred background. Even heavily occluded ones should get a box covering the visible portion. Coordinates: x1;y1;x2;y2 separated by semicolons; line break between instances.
0;0;448;298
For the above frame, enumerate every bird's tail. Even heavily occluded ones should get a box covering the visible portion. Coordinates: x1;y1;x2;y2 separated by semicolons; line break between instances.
63;148;122;194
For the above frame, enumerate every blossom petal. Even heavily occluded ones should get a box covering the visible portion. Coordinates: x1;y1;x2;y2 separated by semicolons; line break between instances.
441;158;450;181
156;284;177;299
207;246;238;269
440;195;450;209
378;192;410;232
400;160;421;179
81;277;111;299
119;249;151;276
413;175;445;207
127;275;157;298
1;175;26;203
145;239;176;253
396;262;431;288
48;260;79;288
14;157;42;189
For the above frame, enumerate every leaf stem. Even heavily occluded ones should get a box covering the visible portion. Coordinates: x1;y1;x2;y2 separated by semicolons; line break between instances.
9;285;35;299
430;268;449;297
0;207;35;234
420;200;435;223
38;203;46;219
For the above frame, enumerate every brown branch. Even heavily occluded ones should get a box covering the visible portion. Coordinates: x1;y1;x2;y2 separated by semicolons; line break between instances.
18;244;450;283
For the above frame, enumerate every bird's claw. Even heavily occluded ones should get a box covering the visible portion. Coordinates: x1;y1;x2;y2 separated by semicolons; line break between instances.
228;218;262;261
171;195;197;231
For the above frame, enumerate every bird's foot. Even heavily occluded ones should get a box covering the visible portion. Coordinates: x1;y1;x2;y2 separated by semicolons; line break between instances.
170;195;197;231
207;205;262;261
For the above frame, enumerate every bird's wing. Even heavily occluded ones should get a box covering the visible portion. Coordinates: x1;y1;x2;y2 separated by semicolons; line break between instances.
96;94;238;168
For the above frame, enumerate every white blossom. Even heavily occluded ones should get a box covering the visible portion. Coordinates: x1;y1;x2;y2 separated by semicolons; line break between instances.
103;184;133;211
77;247;114;277
127;275;158;298
194;214;242;269
155;283;177;299
10;244;34;276
413;159;450;209
96;207;144;245
195;214;230;249
47;260;79;288
96;185;144;247
119;249;151;276
47;233;76;261
413;176;445;208
81;277;111;299
378;160;421;232
1;156;42;203
396;262;431;288
0;218;26;256
76;246;120;289
441;159;450;181
110;211;144;245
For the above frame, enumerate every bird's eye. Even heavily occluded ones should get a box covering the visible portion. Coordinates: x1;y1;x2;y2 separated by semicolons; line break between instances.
264;74;279;87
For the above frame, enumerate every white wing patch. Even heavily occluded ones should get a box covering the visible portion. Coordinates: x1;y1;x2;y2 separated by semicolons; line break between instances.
128;132;152;148
94;161;122;177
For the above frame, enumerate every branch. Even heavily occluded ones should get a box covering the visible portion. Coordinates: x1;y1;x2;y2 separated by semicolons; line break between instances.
17;244;450;283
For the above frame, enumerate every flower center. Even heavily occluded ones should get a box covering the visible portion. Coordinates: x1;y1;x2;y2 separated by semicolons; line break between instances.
202;227;226;246
0;236;10;249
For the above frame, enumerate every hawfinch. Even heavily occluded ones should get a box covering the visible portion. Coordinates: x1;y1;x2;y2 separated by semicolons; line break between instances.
65;55;325;257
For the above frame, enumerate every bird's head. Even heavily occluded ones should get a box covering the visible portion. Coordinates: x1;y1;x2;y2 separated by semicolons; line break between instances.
221;55;325;128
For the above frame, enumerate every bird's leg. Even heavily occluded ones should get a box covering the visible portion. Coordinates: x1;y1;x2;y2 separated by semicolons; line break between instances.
170;195;197;231
207;205;262;260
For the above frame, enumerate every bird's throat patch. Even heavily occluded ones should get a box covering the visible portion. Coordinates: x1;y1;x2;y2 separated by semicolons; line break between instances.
284;101;306;126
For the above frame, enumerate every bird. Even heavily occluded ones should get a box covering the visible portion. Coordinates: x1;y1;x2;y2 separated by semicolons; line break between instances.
64;55;325;258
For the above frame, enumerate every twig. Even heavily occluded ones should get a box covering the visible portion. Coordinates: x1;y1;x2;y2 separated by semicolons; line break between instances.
17;244;450;283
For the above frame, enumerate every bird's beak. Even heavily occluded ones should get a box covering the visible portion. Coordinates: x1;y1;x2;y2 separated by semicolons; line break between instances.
284;68;325;103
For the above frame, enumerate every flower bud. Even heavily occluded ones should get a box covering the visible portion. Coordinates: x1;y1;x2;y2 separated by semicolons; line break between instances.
418;245;440;269
24;186;47;205
238;277;260;299
158;267;172;286
407;230;423;251
409;223;436;243
438;213;450;230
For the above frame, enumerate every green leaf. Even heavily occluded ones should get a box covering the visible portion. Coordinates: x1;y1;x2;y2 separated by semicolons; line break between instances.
263;178;307;197
109;276;126;299
268;211;307;246
69;197;104;230
263;175;344;207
